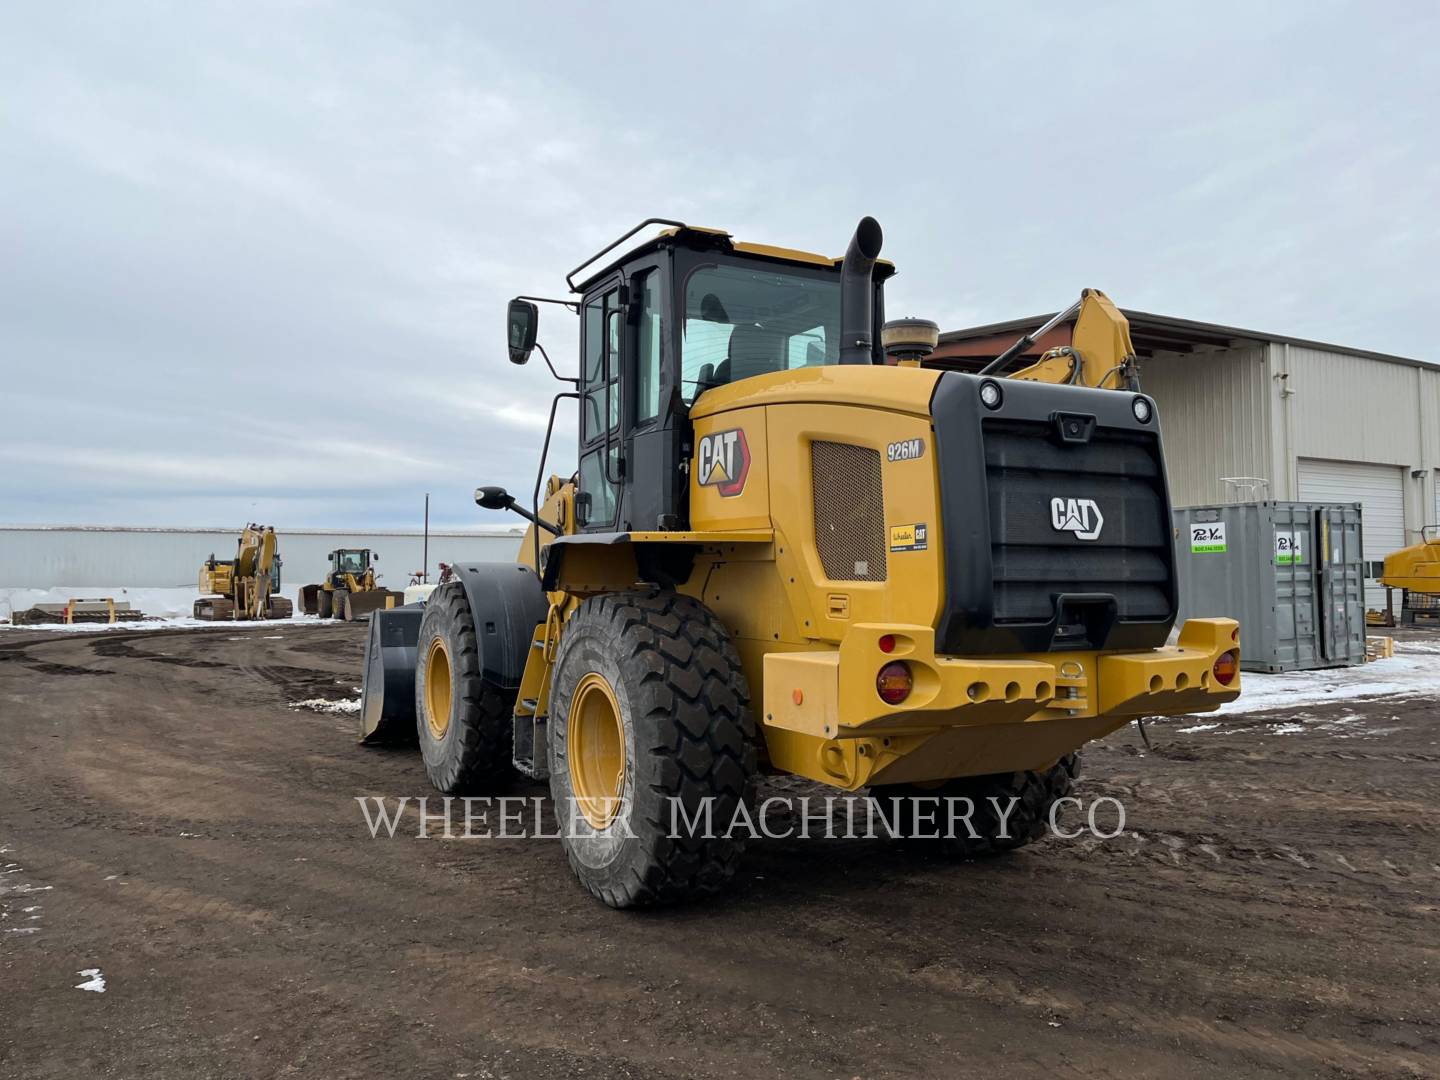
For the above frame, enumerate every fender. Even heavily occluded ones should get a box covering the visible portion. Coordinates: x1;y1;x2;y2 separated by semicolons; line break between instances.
449;562;549;689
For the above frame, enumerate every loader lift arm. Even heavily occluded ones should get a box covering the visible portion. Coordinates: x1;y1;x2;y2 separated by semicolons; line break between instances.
982;289;1142;391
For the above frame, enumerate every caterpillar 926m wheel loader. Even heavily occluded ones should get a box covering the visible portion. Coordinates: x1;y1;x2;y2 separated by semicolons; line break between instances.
359;217;1241;908
301;548;403;621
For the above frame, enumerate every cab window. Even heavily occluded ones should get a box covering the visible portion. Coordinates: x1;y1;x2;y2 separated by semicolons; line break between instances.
680;262;841;403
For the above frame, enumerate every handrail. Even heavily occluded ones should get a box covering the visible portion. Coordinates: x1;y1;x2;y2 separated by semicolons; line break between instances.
565;218;686;292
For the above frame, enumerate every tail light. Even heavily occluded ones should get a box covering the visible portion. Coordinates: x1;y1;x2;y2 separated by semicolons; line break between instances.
1212;651;1238;686
876;661;912;705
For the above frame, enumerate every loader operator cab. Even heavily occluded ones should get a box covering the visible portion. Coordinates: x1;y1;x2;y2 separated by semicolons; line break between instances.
505;219;890;536
327;548;373;586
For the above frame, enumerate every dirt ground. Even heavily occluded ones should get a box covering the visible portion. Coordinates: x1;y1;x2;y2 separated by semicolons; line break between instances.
1;624;1437;1079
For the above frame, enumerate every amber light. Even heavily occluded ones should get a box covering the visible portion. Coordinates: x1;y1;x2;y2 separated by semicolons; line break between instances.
878;634;896;654
1213;651;1239;686
876;661;913;705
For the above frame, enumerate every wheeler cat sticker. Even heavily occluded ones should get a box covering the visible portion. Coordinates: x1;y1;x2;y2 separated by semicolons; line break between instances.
889;523;928;552
696;428;750;497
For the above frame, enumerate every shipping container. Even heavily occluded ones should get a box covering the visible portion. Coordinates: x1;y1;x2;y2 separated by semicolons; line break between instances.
1174;502;1365;672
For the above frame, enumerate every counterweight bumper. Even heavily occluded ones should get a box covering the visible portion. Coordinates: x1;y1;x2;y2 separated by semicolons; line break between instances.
761;618;1239;789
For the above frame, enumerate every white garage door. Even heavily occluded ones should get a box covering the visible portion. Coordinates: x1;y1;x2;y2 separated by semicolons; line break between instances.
1298;458;1405;612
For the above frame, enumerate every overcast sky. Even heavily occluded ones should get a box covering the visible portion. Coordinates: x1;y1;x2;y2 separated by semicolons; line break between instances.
3;2;1436;529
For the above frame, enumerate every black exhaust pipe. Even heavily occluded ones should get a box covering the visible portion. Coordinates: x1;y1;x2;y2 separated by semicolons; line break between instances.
839;216;883;364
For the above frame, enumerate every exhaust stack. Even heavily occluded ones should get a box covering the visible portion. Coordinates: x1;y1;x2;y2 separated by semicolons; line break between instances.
839;216;883;364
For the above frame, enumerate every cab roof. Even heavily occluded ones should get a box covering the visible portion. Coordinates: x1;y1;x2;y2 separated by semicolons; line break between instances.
569;221;896;294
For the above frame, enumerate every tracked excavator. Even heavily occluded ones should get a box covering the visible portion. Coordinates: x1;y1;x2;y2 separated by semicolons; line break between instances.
195;524;293;621
358;217;1241;907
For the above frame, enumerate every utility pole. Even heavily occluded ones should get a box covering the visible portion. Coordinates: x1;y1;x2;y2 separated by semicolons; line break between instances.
423;493;430;584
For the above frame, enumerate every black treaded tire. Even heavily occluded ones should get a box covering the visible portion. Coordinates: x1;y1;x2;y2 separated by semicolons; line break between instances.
548;591;758;909
873;754;1079;859
414;581;515;795
332;588;350;621
315;589;333;619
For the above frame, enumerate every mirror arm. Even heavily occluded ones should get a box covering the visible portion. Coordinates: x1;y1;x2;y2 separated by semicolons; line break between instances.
515;294;580;315
535;343;579;386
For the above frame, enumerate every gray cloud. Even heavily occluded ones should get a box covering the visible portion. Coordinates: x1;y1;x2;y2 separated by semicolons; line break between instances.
3;1;1436;528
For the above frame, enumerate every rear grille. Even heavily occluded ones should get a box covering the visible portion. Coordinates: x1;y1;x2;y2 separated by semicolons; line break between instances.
812;441;886;582
984;419;1171;623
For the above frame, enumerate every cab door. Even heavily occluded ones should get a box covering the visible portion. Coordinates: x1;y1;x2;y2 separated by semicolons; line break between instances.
577;278;624;530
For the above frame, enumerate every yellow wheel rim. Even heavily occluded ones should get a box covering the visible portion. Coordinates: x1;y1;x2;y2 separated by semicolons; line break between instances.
423;637;452;741
568;672;626;829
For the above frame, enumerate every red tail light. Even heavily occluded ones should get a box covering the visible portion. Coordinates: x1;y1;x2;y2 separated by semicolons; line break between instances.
1213;651;1238;686
876;661;913;705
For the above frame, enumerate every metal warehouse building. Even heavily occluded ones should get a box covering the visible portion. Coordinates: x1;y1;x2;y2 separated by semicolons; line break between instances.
932;310;1440;610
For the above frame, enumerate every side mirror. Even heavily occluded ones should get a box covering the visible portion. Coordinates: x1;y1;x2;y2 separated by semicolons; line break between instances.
507;299;539;365
475;485;514;510
371;553;378;562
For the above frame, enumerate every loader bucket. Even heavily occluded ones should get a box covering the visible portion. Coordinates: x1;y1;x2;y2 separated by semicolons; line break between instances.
359;605;423;744
344;589;405;622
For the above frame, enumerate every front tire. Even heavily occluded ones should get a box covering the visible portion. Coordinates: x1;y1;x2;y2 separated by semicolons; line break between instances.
315;589;333;619
414;582;515;794
548;591;757;909
332;588;350;620
873;755;1079;859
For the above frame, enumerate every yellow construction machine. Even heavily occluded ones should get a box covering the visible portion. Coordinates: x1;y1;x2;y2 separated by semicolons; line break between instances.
360;217;1240;907
195;524;293;620
1381;527;1440;623
302;548;402;621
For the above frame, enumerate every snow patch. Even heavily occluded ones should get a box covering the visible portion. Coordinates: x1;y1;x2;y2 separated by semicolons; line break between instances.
0;585;328;632
1214;642;1440;716
75;969;106;993
289;697;361;714
1177;722;1219;733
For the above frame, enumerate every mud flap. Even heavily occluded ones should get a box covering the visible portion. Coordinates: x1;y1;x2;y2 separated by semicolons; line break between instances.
359;605;424;744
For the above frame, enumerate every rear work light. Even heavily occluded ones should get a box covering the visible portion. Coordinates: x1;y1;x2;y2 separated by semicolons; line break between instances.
1212;651;1239;686
876;661;913;705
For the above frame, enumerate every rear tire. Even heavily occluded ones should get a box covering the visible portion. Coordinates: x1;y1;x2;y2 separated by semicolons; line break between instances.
332;588;350;620
873;754;1079;859
316;590;332;619
548;591;757;909
415;582;515;795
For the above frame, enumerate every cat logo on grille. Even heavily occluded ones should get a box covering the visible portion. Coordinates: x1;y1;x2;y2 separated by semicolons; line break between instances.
1050;497;1104;541
697;428;750;497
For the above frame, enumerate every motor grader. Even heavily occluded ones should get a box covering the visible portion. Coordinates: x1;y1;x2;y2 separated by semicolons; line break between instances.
360;217;1241;908
195;524;293;620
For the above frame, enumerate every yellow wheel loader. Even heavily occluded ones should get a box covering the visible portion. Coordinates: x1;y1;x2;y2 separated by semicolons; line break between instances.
302;548;402;621
1381;527;1440;623
195;524;293;620
360;218;1241;908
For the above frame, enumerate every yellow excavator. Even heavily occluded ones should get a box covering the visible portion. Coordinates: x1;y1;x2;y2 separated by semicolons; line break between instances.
1381;527;1440;623
360;217;1240;908
195;524;293;621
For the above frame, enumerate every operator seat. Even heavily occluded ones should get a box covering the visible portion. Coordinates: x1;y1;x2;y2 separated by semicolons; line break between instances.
714;324;785;387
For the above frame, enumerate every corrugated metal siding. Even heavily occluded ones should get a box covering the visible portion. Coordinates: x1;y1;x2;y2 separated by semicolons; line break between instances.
1289;346;1422;466
1296;459;1405;611
1138;346;1272;506
0;526;524;589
